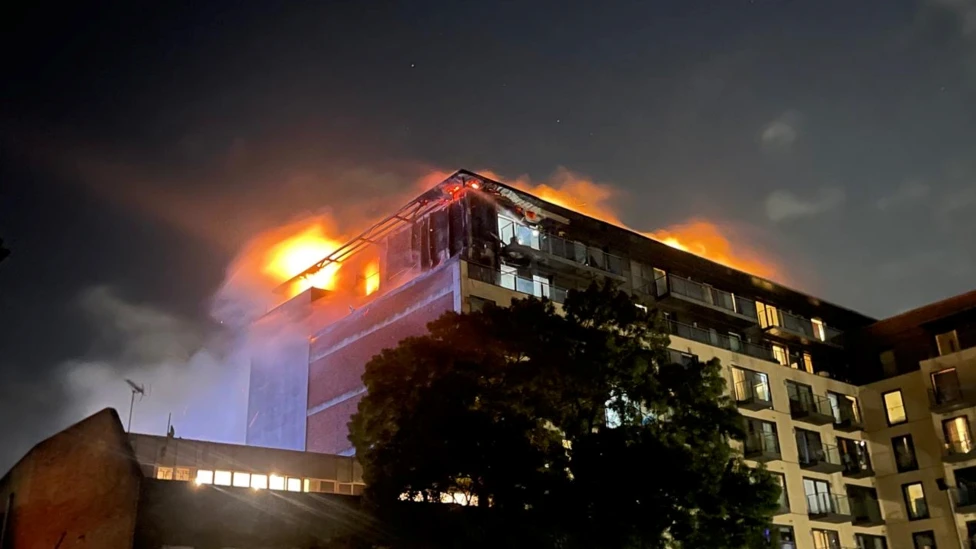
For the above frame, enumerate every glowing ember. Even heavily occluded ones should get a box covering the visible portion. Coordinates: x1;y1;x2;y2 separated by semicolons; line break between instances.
263;225;343;291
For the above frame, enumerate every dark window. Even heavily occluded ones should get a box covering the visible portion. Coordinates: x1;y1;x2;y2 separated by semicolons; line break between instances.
912;531;936;549
879;349;897;377
468;296;494;312
766;525;795;549
837;437;872;474
893;434;919;472
903;482;929;520
772;472;789;511
668;349;698;366
882;390;907;425
856;533;887;549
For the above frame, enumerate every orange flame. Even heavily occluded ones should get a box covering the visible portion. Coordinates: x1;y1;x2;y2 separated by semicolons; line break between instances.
263;224;344;294
363;260;380;296
486;168;780;281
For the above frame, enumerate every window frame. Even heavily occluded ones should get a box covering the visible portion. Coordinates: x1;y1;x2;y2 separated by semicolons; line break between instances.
902;481;929;521
936;330;961;357
855;533;888;549
882;389;908;426
912;530;937;549
771;471;789;511
892;434;919;473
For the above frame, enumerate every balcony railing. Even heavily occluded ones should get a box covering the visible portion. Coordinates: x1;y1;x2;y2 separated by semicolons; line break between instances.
944;436;976;463
834;398;863;432
666;320;775;362
806;493;852;523
655;274;758;324
467;263;569;303
849;494;883;526
839;442;873;478
951;481;976;513
733;375;773;411
788;393;836;426
744;431;781;462
798;443;844;474
499;218;627;277
929;379;973;413
760;309;842;345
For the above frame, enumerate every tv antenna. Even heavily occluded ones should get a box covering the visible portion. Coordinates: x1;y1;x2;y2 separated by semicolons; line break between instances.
125;379;146;433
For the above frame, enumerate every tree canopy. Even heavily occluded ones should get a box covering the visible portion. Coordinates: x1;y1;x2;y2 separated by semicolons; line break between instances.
348;282;780;549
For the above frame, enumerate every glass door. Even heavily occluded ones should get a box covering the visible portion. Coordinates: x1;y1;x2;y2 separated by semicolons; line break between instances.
811;529;841;549
804;478;832;514
944;416;973;454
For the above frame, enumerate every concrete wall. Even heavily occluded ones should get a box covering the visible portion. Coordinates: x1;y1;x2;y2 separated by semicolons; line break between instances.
0;409;141;549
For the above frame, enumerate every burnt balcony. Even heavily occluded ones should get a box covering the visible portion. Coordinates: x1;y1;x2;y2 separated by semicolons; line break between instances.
666;320;776;363
760;310;842;347
833;398;864;432
733;375;773;411
951;482;976;514
806;493;852;523
944;437;976;464
654;274;758;327
929;380;975;414
744;431;781;463
798;443;844;474
849;494;884;526
467;262;570;303
789;393;836;426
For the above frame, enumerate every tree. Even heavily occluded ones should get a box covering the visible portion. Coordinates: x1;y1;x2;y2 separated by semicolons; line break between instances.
348;281;780;549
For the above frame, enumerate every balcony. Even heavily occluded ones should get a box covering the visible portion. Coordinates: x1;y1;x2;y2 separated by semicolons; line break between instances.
498;218;627;279
798;443;844;474
760;309;842;347
839;444;873;479
806;493;852;523
929;381;975;414
666;320;776;363
733;375;773;411
467;263;570;303
788;393;836;426
944;437;976;464
654;274;758;326
951;482;976;514
849;492;884;526
743;431;781;462
833;398;863;432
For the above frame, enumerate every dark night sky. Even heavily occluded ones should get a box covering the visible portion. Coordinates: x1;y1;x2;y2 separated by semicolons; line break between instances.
2;0;976;472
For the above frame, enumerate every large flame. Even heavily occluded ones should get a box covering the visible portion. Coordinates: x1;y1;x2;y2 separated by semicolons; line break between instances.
486;168;781;281
263;224;343;289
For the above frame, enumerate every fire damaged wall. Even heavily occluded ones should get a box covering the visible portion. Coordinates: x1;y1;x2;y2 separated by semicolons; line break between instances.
306;260;460;455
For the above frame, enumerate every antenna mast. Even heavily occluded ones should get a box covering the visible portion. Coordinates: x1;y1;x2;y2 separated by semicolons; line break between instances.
125;379;146;433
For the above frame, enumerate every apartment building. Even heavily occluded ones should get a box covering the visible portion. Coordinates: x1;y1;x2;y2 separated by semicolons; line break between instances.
246;169;914;549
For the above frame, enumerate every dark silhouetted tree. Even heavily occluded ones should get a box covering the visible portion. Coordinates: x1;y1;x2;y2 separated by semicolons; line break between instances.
349;282;779;549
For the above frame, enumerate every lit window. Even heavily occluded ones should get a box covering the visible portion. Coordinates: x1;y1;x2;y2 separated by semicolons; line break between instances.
269;474;285;490
250;474;268;490
156;466;174;480
902;482;929;520
232;472;250;488
883;390;907;425
287;477;302;492
175;468;190;481
756;302;780;329
214;470;232;486
195;469;214;485
936;330;961;356
772;344;788;366
802;352;814;374
811;318;826;341
304;478;312;492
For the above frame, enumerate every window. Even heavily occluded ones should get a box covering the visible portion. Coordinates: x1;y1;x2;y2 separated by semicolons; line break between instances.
856;533;887;549
468;296;494;312
766;525;795;549
195;469;214;485
802;351;814;373
882;390;907;425
879;349;897;376
828;392;860;425
744;418;779;455
232;472;250;488
936;330;961;356
756;302;780;329
892;434;919;472
811;318;827;341
912;531;936;549
772;343;788;366
250;474;268;490
731;367;771;404
932;368;962;405
156;466;174;480
772;472;789;511
175;467;190;481
837;437;871;474
286;477;302;492
269;474;285;490
811;529;840;549
795;429;825;466
803;478;833;514
943;416;973;455
213;470;232;486
902;482;929;520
